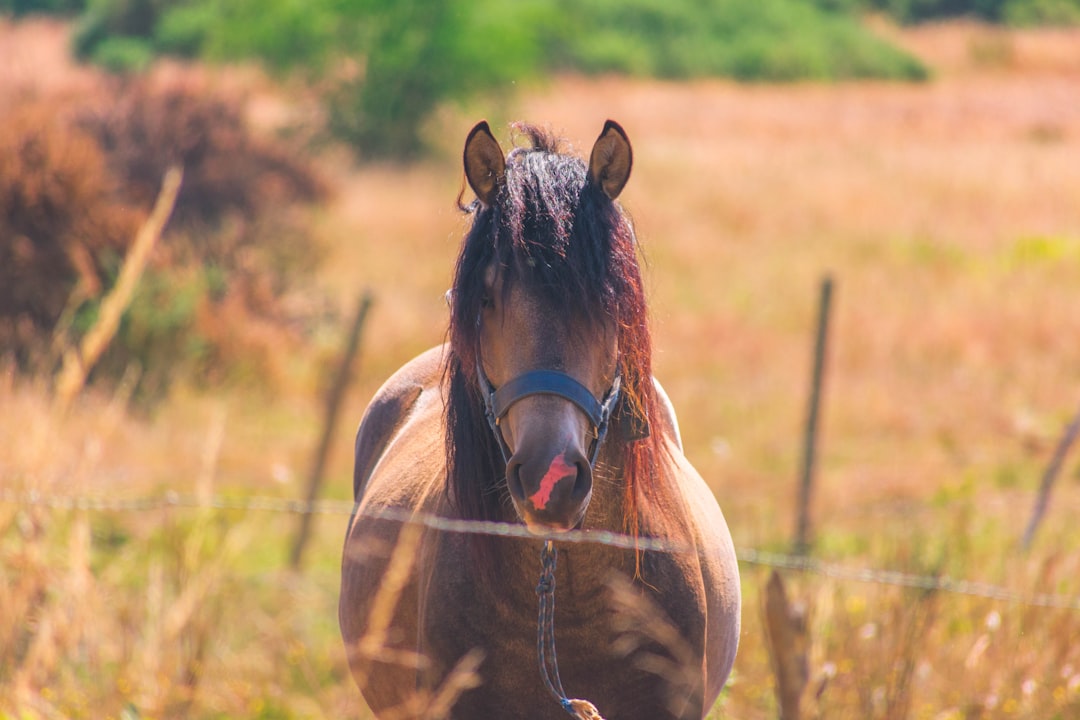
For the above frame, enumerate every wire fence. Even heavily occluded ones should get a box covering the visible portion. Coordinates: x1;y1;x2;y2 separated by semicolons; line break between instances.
2;488;1079;611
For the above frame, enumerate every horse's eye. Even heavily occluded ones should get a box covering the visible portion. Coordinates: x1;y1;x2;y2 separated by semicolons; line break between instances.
480;296;495;309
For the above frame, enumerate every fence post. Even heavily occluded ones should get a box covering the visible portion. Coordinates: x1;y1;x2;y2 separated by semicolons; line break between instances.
290;291;373;570
1022;403;1080;550
763;570;809;720
794;275;834;555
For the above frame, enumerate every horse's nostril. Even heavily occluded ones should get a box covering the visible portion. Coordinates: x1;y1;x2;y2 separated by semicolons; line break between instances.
570;461;592;501
506;461;525;500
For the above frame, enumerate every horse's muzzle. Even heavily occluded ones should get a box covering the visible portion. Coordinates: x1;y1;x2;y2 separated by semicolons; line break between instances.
506;445;592;531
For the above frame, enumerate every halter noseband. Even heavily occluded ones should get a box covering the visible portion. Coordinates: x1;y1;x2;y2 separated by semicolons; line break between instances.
476;358;622;468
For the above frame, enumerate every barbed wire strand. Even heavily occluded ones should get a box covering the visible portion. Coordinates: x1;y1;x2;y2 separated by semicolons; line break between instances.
0;489;678;552
2;489;1078;611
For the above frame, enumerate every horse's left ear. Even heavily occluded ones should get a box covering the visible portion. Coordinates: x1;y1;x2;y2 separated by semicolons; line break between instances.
464;120;506;207
588;120;633;200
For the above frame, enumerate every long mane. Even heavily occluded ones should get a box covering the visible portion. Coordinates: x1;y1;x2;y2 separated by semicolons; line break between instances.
445;124;662;543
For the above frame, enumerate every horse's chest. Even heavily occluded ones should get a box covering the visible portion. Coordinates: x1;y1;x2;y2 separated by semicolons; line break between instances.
416;539;708;717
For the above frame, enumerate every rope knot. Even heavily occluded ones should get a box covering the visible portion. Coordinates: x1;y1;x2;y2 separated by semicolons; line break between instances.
566;698;605;720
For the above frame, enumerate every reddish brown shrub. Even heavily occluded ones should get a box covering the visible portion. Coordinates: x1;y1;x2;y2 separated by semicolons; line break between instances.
0;101;141;368
79;76;330;332
1;73;330;398
78;75;326;268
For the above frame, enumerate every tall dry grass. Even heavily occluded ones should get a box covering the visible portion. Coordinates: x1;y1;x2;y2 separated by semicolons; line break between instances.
0;373;361;718
3;16;1080;720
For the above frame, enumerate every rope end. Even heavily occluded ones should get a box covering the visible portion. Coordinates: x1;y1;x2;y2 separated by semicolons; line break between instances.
565;698;605;720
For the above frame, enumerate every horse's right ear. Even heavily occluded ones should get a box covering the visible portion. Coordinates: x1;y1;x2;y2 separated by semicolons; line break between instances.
464;121;506;207
588;120;633;200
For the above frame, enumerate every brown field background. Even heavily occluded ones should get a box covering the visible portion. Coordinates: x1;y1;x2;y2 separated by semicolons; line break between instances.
2;17;1080;720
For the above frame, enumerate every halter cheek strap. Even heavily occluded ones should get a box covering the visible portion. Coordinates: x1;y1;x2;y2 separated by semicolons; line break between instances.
476;360;622;467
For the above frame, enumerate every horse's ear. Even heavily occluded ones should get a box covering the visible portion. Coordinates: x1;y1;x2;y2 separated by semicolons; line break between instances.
464;120;506;207
588;119;633;200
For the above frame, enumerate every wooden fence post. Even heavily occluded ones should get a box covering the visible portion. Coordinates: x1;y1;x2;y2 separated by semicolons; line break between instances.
794;275;834;555
290;291;373;570
763;570;809;720
1022;403;1080;550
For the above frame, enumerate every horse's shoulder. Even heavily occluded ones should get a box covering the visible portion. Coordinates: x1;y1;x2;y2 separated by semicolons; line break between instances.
645;379;741;698
352;345;447;499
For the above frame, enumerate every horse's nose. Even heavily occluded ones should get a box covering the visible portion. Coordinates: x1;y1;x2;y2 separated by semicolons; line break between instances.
506;445;592;530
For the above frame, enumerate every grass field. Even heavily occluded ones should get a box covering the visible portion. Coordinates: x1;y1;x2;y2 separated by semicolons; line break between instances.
3;17;1080;720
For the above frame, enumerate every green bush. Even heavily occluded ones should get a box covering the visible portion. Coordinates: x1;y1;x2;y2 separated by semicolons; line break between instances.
1003;0;1080;24
73;0;224;66
87;35;153;72
560;0;927;81
72;0;162;61
327;0;547;159
79;266;208;402
191;0;337;74
861;0;1080;23
152;2;213;57
0;0;83;14
861;0;1001;22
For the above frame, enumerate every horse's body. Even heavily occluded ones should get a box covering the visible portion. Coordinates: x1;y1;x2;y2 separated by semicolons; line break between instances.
340;122;740;719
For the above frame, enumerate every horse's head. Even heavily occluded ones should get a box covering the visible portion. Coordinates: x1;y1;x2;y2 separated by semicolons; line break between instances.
452;120;636;533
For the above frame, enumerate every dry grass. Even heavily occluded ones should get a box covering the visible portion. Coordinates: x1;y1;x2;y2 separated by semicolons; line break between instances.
3;16;1080;720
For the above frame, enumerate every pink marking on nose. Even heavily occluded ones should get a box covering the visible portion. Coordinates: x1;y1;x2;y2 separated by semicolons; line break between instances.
529;452;576;510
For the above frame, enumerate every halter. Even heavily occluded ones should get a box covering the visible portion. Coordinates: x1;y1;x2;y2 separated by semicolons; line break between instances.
476;358;622;468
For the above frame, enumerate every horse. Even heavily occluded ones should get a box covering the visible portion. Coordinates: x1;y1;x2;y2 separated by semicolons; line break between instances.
339;120;741;719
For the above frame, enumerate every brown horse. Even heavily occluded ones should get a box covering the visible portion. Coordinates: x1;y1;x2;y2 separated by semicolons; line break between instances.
340;120;740;719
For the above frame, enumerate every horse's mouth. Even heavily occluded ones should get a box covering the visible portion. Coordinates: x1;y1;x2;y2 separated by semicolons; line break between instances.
520;510;587;536
523;520;573;536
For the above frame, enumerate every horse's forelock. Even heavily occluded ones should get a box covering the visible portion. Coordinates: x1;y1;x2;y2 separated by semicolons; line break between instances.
509;123;564;156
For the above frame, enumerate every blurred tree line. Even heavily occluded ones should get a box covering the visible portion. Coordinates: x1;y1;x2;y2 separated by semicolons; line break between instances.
3;0;1077;160
862;0;1080;23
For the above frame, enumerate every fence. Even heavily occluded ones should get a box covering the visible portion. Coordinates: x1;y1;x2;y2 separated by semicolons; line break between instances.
3;488;1078;612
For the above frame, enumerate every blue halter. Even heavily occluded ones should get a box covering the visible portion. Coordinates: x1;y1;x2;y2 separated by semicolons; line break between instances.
475;359;622;468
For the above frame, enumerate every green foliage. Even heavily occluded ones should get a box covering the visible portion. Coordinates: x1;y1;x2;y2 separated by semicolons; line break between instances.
862;0;1080;24
326;0;547;158
1003;0;1080;24
73;266;207;403
72;0;248;69
0;0;83;13
85;34;153;72
71;0;157;67
152;2;213;57
559;0;927;81
192;0;338;73
861;0;1004;22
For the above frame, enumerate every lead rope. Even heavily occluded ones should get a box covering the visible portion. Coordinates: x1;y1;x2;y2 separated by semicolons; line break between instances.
537;541;606;720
